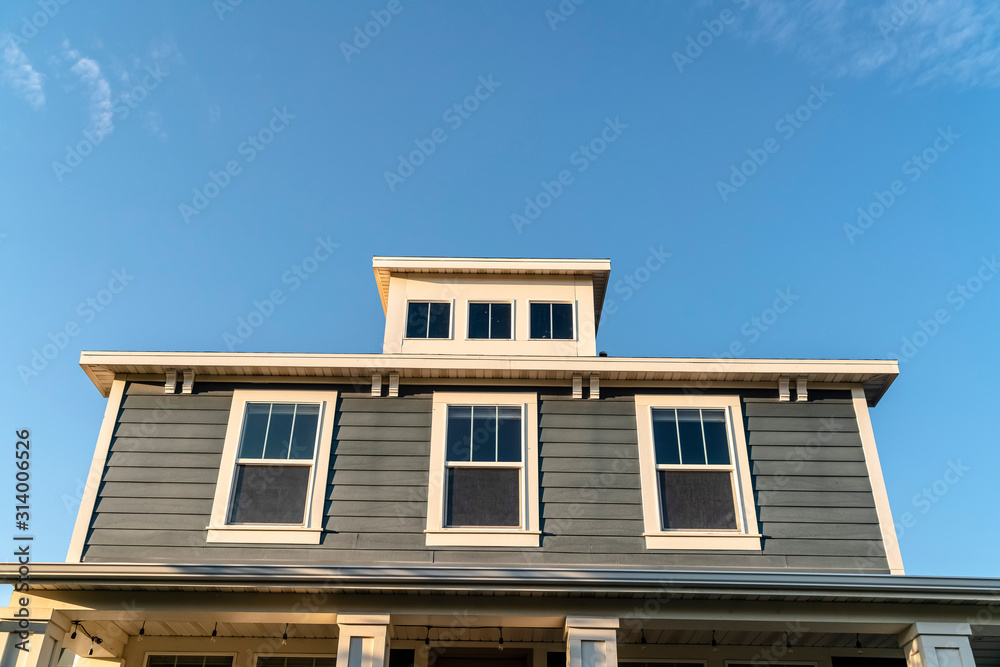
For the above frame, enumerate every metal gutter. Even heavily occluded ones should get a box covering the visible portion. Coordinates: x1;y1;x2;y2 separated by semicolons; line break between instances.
4;565;998;601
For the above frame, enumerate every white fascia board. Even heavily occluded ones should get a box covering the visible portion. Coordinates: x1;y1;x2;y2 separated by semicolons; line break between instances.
79;351;899;375
79;351;898;399
372;256;611;273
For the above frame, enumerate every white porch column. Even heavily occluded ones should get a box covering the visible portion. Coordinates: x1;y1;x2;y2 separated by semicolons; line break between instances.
900;623;978;667
564;617;619;667
337;613;390;667
0;613;71;667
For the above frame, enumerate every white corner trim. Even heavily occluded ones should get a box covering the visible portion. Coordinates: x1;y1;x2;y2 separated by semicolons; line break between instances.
852;387;905;575
424;529;541;547
426;391;540;546
66;378;126;563
206;388;338;544
633;394;761;552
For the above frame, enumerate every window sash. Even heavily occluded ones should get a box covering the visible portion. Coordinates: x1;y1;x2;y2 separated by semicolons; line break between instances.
405;301;451;338
468;302;512;339
445;404;524;463
238;402;320;461
651;407;734;466
529;302;574;339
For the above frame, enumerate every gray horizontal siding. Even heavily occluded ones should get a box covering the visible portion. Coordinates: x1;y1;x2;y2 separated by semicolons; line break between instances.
82;384;890;573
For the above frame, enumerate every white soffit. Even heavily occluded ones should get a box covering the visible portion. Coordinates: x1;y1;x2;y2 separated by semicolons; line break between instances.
79;351;898;405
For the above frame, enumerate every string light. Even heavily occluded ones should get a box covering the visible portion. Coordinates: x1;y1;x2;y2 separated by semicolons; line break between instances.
498;627;504;652
71;623;78;640
857;634;863;654
138;621;145;642
712;630;718;652
281;624;288;646
425;627;431;646
211;622;218;643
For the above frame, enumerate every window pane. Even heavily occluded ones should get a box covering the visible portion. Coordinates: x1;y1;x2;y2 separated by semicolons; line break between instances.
471;405;497;462
406;302;428;338
147;658;178;667
263;403;294;459
658;470;737;530
702;409;731;465
238;403;270;459
490;303;512;339
468;302;490;339
530;302;550;339
203;658;235;667
289;404;319;459
229;464;310;524
497;406;522;462
446;406;472;461
551;303;574;339
651;409;681;465
677;409;706;465
175;658;206;667
446;468;520;526
427;302;451;338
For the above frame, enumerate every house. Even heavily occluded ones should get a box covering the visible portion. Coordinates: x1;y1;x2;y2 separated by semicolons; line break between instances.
3;256;999;667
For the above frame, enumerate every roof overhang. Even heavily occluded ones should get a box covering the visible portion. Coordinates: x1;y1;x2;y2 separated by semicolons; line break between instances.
3;564;999;603
372;256;612;326
78;351;897;405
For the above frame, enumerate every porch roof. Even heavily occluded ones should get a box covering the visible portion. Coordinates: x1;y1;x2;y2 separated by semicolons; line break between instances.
5;564;999;604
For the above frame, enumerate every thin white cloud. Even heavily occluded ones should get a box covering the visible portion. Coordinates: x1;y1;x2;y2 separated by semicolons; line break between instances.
143;111;167;141
69;54;113;135
736;0;1000;88
1;35;45;108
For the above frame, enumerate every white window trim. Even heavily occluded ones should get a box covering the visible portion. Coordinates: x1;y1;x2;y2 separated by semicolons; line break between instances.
527;300;577;341
207;388;337;545
403;299;454;340
634;394;761;550
466;300;515;340
426;391;540;547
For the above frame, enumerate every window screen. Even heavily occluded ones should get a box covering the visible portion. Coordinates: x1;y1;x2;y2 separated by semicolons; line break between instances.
468;302;512;339
406;302;451;338
446;468;520;526
229;465;311;524
529;302;573;339
658;470;737;530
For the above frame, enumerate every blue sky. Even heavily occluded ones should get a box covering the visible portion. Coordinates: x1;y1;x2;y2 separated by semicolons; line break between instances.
1;1;998;576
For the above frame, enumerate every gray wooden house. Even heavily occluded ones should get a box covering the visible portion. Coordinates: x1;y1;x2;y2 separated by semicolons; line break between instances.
3;257;999;667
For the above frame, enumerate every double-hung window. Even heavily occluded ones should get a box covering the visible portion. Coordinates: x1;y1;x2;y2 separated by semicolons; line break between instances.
468;302;512;339
406;301;451;339
208;389;337;544
634;395;761;550
529;302;574;339
426;392;540;547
